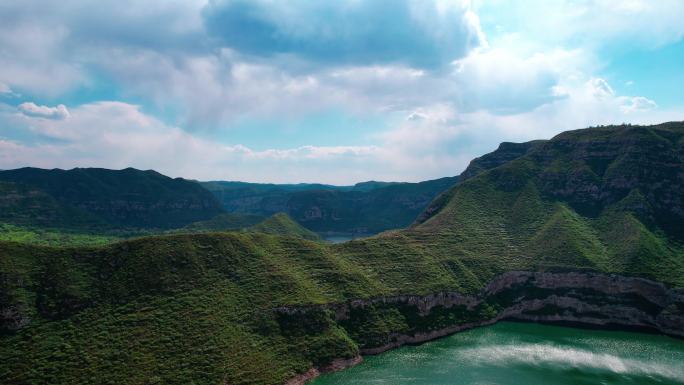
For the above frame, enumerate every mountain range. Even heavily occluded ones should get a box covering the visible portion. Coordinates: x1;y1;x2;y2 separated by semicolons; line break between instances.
202;176;458;235
0;168;458;237
1;122;683;385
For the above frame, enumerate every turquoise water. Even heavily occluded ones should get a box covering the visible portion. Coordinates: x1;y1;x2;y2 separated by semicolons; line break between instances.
311;322;684;385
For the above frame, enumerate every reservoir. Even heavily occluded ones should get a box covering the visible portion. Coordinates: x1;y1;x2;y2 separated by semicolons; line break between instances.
311;322;684;385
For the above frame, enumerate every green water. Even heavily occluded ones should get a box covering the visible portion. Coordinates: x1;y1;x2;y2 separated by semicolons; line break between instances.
311;322;684;385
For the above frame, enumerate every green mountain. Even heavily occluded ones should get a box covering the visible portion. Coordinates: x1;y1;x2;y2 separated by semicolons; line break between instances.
1;123;683;385
0;167;225;229
183;213;266;232
247;213;321;241
408;122;684;284
202;176;458;235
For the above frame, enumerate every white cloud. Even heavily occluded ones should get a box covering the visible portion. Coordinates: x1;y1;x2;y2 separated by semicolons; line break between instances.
620;96;658;113
203;0;483;68
451;46;592;112
17;102;70;120
0;102;394;183
476;0;684;50
0;1;682;184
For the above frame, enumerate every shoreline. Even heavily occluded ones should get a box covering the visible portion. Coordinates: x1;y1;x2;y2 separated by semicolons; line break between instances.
280;270;684;384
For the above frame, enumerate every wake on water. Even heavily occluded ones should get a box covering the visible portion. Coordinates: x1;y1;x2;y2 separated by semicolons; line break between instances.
460;344;684;383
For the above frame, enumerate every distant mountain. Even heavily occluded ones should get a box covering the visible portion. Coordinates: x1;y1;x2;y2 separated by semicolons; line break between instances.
2;123;683;385
202;176;458;234
0;180;105;228
182;213;265;232
0;167;456;235
0;167;225;229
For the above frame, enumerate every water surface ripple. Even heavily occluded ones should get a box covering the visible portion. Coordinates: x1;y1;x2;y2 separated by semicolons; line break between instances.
311;322;684;385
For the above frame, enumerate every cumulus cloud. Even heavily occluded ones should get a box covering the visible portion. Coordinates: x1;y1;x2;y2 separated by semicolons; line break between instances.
0;1;683;183
451;47;589;113
17;102;70;120
620;96;658;113
478;0;684;50
0;101;395;183
203;0;485;68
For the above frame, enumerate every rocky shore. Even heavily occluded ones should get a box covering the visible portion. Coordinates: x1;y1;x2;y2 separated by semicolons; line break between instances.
279;270;684;383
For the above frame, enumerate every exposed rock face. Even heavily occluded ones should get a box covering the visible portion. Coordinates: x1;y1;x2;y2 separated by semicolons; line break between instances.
459;141;544;181
277;270;684;380
284;356;362;385
530;125;684;224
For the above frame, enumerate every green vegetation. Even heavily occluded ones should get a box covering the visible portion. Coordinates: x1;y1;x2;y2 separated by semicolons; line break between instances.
1;123;683;384
203;176;458;235
0;223;119;247
247;213;321;241
0;167;225;229
183;213;266;232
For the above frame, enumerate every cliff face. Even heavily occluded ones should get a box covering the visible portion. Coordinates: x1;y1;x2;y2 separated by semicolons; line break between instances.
275;271;684;360
528;125;684;232
459;140;544;181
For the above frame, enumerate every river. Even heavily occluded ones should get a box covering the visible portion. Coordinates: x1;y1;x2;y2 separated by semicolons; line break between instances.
311;322;684;385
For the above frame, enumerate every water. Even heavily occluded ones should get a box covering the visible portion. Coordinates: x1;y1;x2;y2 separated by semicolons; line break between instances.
323;235;355;244
311;322;684;385
321;234;371;244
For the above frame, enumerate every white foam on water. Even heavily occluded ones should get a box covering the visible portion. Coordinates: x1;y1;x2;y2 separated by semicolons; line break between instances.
458;343;684;382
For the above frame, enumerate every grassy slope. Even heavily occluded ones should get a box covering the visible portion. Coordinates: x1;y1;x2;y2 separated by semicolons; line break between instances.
0;223;120;247
183;213;266;232
247;213;322;241
1;123;683;385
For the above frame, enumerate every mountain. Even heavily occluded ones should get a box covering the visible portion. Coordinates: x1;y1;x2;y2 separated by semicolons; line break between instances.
458;140;545;181
202;176;458;235
0;180;105;228
415;141;542;224
0;167;225;229
1;123;683;385
182;213;266;232
408;122;684;284
247;213;321;241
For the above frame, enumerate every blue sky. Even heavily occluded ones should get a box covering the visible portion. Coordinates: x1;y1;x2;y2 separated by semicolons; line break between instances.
0;0;683;183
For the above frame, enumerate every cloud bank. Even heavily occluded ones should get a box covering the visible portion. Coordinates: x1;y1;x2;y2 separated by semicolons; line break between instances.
0;0;682;183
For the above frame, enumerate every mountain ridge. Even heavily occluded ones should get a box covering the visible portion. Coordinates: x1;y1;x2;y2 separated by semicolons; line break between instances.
1;122;683;385
0;167;225;229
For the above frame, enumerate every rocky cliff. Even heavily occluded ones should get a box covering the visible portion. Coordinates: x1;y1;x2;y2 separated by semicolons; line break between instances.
275;270;684;380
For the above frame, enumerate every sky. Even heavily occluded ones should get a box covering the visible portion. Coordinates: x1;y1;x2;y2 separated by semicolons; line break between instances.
0;0;683;184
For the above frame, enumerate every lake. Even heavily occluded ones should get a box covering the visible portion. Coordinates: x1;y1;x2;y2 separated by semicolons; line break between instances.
311;322;684;385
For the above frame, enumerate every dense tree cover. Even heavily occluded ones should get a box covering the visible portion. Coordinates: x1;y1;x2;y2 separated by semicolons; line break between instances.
1;123;683;384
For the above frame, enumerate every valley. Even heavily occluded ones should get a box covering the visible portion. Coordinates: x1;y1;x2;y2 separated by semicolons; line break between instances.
1;123;683;385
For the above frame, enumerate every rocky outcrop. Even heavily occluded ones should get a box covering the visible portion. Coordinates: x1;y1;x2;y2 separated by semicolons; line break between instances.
284;356;362;385
279;270;684;383
459;141;544;181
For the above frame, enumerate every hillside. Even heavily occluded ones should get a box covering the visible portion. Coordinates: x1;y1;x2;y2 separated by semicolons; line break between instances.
183;213;266;232
0;167;225;229
202;176;458;235
407;122;684;285
1;123;683;385
247;213;321;241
